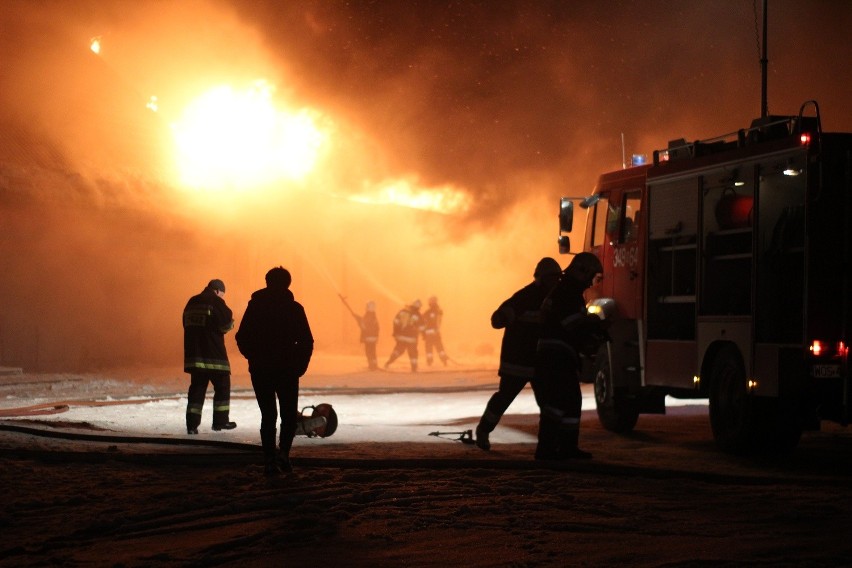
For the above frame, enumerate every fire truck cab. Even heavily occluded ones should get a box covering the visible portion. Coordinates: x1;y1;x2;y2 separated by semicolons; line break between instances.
560;101;850;454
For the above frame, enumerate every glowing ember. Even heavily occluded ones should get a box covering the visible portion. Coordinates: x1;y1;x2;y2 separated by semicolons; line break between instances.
172;81;327;190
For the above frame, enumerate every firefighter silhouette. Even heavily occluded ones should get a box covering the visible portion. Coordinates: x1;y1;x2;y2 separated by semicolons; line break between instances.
422;296;449;366
339;295;380;370
384;299;424;372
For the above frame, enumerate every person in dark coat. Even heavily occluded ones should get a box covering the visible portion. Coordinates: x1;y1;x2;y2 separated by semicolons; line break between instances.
474;257;561;450
534;252;606;460
236;266;314;476
182;278;236;434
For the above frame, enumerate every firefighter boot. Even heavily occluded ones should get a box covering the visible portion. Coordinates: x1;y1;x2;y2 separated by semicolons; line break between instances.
475;409;500;451
475;424;491;451
534;417;561;460
560;429;592;460
212;398;236;431
186;405;202;435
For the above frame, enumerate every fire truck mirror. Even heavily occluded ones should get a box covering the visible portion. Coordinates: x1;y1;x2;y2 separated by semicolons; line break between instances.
558;235;572;254
559;197;574;232
580;194;601;209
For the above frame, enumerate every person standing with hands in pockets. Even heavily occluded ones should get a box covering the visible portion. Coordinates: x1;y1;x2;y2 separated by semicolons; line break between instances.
236;267;314;476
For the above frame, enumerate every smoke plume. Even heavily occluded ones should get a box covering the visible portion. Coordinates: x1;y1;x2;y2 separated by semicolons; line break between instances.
1;0;849;372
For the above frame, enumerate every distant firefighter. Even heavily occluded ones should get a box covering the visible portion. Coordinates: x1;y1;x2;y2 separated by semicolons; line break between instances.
182;278;236;435
422;296;449;366
384;299;424;372
340;295;380;370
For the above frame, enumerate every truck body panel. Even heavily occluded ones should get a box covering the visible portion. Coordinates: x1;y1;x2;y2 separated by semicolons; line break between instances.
563;109;851;452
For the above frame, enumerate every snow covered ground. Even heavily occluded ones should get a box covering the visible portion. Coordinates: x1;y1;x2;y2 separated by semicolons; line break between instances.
0;358;706;449
2;387;544;446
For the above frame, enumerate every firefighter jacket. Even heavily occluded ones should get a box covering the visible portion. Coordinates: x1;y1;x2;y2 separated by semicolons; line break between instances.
360;311;380;344
538;274;607;359
183;288;234;374
235;287;314;377
491;280;551;380
422;306;443;338
392;306;423;343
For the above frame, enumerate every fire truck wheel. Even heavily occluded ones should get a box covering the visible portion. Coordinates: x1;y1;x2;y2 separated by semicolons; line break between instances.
593;347;639;433
708;344;754;454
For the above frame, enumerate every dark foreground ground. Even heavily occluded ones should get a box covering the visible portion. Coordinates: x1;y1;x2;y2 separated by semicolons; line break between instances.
3;405;852;567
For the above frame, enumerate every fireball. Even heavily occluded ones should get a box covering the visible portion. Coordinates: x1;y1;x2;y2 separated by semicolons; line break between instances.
172;81;327;191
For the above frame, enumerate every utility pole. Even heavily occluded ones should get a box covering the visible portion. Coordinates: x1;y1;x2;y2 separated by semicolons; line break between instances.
760;0;768;118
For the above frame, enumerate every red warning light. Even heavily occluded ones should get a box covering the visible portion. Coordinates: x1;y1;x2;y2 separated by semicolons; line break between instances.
800;132;811;145
810;340;849;358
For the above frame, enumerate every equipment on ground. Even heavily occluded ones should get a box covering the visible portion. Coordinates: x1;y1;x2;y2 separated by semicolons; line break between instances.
295;403;338;438
428;429;475;444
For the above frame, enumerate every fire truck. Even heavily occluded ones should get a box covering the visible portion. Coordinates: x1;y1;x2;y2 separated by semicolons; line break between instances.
559;101;850;454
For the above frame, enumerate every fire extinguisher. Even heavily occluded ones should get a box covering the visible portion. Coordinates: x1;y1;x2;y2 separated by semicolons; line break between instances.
715;188;753;230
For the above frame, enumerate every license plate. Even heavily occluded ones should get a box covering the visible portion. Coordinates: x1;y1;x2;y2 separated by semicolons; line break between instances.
812;364;841;378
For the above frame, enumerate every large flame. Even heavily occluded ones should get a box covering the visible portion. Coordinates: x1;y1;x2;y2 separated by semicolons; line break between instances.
171;81;327;191
349;178;472;215
170;81;472;215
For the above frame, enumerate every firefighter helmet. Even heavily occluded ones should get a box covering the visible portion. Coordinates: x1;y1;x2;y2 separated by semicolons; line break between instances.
208;279;226;293
566;252;603;288
533;257;561;279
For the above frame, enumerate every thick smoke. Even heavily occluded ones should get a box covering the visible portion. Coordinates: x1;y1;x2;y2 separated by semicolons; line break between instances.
1;0;850;372
237;0;851;208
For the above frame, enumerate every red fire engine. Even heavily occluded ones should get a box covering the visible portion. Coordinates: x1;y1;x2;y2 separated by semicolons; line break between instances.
559;101;850;453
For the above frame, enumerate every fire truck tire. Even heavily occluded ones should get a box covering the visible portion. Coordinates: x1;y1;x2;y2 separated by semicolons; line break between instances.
593;348;639;433
708;344;755;454
709;345;804;454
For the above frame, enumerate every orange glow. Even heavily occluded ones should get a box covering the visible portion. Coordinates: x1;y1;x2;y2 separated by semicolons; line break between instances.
89;36;101;55
810;340;824;356
349;178;472;215
171;81;328;190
